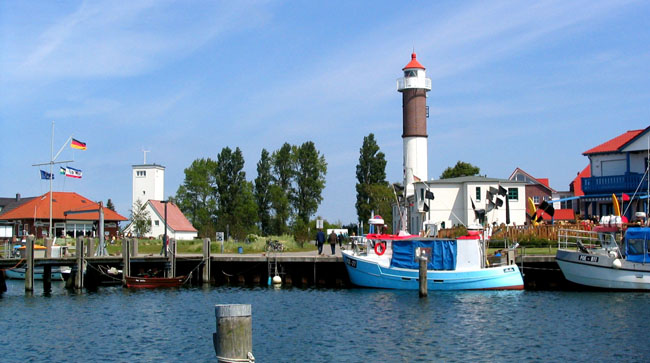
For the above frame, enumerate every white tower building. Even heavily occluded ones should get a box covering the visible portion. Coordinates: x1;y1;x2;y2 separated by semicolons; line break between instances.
397;52;431;198
132;164;165;208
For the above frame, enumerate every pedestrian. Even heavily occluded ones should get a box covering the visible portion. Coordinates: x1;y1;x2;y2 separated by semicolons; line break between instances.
328;230;337;255
316;229;325;256
337;232;343;249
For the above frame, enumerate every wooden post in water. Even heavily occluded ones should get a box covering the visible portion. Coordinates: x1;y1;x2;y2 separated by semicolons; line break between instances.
0;268;6;294
213;304;253;362
122;238;130;284
44;237;52;258
75;237;84;290
418;256;427;298
86;237;95;257
202;238;211;283
25;235;35;292
170;238;177;277
131;238;138;257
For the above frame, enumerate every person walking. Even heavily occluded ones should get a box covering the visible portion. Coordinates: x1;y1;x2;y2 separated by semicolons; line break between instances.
328;230;337;255
337;232;343;250
316;229;325;256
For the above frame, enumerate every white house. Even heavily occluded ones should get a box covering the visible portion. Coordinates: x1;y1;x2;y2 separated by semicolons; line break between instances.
395;176;526;235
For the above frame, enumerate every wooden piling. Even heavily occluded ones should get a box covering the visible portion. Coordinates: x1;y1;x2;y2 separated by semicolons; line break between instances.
25;236;35;292
0;269;6;294
122;238;130;284
418;256;427;297
131;238;138;257
213;304;253;362
202;238;211;283
86;237;95;257
44;237;53;258
75;237;84;290
169;238;177;278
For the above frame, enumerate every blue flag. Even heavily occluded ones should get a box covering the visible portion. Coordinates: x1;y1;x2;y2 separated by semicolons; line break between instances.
40;170;54;180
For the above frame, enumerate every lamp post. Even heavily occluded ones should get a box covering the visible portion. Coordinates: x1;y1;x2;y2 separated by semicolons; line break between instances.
162;200;168;258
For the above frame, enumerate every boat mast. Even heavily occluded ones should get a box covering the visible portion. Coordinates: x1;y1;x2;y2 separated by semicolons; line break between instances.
32;121;74;237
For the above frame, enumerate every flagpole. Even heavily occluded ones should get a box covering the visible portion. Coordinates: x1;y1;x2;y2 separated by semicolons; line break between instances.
50;121;53;238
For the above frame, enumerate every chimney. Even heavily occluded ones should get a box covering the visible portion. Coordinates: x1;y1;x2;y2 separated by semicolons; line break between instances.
15;193;20;202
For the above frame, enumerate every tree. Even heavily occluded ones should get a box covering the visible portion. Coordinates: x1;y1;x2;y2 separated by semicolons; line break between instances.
106;198;115;211
364;183;394;233
270;143;294;234
293;141;327;224
440;161;480;179
254;149;273;235
355;133;388;224
130;199;151;237
175;158;218;237
214;147;257;239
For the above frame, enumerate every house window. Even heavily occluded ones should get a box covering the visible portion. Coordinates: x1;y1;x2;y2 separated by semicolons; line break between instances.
155;220;159;226
533;196;540;204
508;188;519;200
420;188;424;202
476;187;481;201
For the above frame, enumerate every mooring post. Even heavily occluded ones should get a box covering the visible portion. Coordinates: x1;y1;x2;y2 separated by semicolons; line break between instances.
419;256;427;297
131;238;138;257
214;304;253;362
44;237;53;258
75;237;84;290
86;237;95;257
170;238;177;278
122;239;130;284
202;238;211;283
25;235;35;292
0;268;6;294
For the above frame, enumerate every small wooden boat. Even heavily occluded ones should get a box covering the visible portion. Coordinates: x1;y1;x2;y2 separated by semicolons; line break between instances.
124;275;186;288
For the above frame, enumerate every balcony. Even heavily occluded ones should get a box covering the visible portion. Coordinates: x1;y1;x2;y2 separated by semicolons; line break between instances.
396;77;432;91
581;173;647;194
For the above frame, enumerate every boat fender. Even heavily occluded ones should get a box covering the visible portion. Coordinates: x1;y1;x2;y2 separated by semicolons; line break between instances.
374;242;386;256
612;259;622;269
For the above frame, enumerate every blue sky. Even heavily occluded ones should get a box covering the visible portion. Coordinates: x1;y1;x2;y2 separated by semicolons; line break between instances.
1;0;649;225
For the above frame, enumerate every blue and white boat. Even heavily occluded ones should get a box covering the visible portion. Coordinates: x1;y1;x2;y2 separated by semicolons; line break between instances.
342;228;524;291
556;226;650;290
5;266;65;281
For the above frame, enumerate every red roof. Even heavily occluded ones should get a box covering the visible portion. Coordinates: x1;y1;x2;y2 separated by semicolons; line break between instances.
537;178;549;188
583;129;646;155
538;209;575;221
0;192;127;221
402;52;425;70
571;165;590;197
508;167;555;192
149;200;197;232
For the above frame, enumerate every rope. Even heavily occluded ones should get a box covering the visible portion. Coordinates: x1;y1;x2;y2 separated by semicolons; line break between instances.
215;352;255;362
1;258;26;271
181;261;204;284
85;263;123;282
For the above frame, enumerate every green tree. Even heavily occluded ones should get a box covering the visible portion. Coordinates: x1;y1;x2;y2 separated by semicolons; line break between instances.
364;183;394;233
214;147;257;239
355;133;388;224
440;161;480;179
175;158;218;237
105;198;115;211
254;149;273;235
130;199;151;237
270;143;294;234
293;141;327;224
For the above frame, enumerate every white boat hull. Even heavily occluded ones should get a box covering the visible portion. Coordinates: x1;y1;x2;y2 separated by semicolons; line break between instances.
556;249;650;290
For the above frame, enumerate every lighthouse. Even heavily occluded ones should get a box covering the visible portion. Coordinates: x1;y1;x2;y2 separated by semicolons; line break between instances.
397;52;431;200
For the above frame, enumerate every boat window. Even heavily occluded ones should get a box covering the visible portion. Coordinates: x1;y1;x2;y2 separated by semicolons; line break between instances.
627;238;645;255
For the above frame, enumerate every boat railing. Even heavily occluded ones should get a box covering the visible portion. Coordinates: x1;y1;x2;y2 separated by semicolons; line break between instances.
348;236;369;256
557;228;621;256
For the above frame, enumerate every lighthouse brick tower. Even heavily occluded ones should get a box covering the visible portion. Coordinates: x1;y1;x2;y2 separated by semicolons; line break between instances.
397;52;431;199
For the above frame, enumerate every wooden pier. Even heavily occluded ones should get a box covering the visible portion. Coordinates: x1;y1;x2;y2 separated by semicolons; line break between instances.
0;238;575;293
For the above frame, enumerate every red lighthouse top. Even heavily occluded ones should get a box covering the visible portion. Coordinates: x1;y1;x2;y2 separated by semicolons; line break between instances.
402;52;425;70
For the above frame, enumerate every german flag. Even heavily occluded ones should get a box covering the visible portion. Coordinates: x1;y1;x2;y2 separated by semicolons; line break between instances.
71;138;87;150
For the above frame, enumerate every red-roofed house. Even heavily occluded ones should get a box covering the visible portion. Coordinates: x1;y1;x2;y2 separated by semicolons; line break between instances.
580;126;650;219
123;200;197;240
0;192;127;238
509;168;556;206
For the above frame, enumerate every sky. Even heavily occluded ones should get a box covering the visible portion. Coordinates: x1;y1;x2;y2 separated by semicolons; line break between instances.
1;0;649;225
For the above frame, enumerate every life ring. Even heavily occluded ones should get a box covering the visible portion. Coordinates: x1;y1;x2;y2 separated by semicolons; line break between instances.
374;242;386;255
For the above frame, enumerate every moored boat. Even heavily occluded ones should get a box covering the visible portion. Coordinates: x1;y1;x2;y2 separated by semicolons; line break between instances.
342;227;524;291
124;275;186;288
556;226;650;290
5;266;65;281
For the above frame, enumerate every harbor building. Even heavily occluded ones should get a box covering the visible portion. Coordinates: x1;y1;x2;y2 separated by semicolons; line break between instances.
123;162;197;240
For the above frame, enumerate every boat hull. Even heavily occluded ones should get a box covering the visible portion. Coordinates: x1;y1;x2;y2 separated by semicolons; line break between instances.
124;276;186;288
556;249;650;290
5;267;64;281
342;252;523;290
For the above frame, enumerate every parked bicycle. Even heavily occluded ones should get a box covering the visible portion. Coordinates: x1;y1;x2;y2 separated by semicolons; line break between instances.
265;239;284;253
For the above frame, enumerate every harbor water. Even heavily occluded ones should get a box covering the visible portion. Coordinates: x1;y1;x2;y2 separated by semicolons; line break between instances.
1;280;649;362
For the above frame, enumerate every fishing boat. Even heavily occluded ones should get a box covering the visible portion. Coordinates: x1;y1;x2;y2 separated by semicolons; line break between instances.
124;275;186;288
556;225;650;290
5;266;65;281
342;225;524;291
